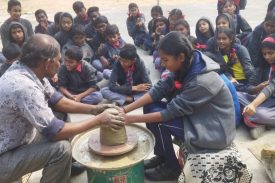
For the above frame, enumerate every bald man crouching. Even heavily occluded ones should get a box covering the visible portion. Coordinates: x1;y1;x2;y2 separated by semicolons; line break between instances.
0;34;124;183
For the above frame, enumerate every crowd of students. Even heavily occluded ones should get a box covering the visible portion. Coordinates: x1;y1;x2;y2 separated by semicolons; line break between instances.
0;0;275;181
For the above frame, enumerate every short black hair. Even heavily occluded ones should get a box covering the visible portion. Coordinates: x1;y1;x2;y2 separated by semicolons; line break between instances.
2;43;21;61
119;44;137;60
65;46;83;61
87;6;99;17
60;12;73;24
71;24;85;36
54;12;63;24
8;0;21;11
73;1;85;13
105;24;119;36
151;5;163;15
94;15;108;26
35;9;47;18
128;3;138;10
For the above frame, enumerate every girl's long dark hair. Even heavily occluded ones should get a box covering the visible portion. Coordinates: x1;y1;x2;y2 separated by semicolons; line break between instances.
159;31;194;81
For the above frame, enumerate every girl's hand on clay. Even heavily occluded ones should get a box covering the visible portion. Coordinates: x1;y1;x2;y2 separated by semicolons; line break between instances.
98;110;125;131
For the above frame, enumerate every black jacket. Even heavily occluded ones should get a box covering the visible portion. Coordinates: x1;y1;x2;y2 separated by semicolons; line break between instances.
109;56;151;95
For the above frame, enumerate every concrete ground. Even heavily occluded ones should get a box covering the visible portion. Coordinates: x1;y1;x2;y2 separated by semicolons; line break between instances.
0;0;273;182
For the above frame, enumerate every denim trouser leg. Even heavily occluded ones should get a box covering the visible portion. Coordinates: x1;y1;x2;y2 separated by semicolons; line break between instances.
81;91;103;104
101;87;126;106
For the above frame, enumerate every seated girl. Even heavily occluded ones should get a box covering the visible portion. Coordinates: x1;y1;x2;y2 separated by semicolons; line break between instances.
248;12;275;67
121;32;236;181
240;34;275;139
219;0;252;42
126;3;147;48
206;13;241;53
207;28;255;92
151;16;170;75
195;17;215;51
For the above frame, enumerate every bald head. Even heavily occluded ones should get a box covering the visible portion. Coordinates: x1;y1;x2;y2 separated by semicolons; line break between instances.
20;34;60;68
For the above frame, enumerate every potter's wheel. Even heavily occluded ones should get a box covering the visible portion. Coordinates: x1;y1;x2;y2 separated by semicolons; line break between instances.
71;124;155;170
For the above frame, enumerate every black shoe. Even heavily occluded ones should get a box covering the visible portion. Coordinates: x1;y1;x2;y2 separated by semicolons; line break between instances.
71;161;86;177
144;156;165;169
145;164;181;181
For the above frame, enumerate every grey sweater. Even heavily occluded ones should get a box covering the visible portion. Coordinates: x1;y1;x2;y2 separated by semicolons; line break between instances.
149;51;236;153
0;18;33;48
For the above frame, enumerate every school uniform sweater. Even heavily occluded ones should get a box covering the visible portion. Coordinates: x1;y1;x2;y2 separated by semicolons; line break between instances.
109;56;151;95
74;16;89;26
47;23;59;37
58;60;98;93
7;22;29;46
149;50;236;153
126;13;147;38
235;14;252;40
98;38;126;66
0;18;33;48
34;21;53;34
62;41;94;63
262;77;275;98
208;44;254;82
195;17;215;47
248;23;267;67
54;30;72;49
